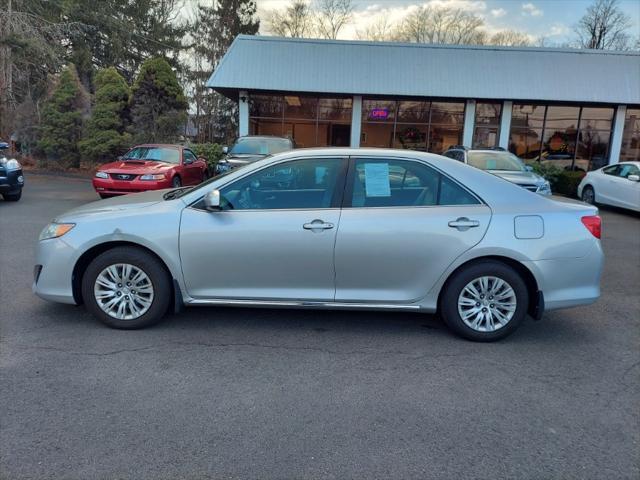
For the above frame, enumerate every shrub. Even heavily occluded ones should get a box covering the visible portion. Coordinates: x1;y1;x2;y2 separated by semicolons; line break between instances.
553;171;586;198
190;143;224;169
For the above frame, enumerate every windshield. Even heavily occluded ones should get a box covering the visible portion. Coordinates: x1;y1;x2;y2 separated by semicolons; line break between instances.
124;146;180;164
230;137;291;155
467;151;526;172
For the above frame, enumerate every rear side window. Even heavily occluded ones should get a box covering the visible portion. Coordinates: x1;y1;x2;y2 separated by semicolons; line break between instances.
602;165;618;176
350;158;480;207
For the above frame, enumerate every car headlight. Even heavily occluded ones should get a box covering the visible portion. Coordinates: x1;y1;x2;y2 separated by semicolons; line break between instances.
140;174;166;181
39;223;75;241
95;171;108;179
0;158;21;171
537;181;552;194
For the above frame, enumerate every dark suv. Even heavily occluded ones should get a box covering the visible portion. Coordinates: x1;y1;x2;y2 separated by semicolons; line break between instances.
215;136;294;175
0;143;24;201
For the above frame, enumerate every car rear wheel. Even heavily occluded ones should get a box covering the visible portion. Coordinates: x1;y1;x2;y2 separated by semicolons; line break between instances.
81;247;172;329
172;176;181;188
440;260;528;341
3;190;21;201
581;185;595;205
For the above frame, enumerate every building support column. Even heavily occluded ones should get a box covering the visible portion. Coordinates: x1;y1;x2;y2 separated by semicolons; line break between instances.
238;90;249;137
498;101;513;150
350;95;362;148
608;105;627;165
462;99;476;148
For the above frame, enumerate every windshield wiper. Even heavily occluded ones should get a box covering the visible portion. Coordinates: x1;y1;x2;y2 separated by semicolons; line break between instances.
163;186;193;200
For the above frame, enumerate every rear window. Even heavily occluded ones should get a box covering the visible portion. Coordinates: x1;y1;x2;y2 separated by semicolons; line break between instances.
230;138;292;155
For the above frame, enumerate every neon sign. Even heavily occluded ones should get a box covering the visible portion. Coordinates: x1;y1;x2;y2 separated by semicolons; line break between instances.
369;108;389;120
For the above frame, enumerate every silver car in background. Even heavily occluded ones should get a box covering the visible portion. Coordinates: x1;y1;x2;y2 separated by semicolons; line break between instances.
443;147;552;195
34;148;603;341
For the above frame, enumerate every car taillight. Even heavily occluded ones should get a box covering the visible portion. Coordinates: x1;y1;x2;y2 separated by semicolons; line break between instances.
581;215;601;239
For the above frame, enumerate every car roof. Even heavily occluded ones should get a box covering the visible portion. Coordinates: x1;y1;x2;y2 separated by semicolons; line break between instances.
236;135;292;141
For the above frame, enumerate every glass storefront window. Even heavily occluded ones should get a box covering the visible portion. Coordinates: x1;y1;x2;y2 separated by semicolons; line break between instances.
249;94;352;148
620;108;640;162
473;102;502;148
508;103;613;170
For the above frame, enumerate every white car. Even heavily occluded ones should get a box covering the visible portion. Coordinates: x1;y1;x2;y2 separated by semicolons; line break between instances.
578;162;640;212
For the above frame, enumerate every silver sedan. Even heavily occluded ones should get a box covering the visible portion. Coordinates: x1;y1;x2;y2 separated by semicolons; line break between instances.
33;148;604;341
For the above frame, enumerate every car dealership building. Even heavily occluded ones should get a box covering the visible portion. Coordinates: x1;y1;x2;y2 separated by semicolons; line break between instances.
208;35;640;170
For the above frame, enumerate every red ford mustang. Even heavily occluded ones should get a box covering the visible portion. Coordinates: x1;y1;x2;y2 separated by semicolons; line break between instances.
93;144;208;198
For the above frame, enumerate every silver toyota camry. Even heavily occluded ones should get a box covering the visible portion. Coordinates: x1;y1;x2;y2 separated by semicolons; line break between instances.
34;148;603;341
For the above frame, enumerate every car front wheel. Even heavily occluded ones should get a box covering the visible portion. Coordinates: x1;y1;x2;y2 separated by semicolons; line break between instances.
440;261;529;341
81;247;172;329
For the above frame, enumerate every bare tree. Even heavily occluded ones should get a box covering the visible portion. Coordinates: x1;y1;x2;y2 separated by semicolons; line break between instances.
488;30;533;47
575;0;633;50
315;0;353;39
394;5;485;45
356;16;395;41
266;0;315;38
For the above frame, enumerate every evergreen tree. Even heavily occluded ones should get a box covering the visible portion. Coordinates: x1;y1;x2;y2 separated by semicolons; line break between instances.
129;57;187;144
38;64;88;168
190;0;259;142
79;67;131;162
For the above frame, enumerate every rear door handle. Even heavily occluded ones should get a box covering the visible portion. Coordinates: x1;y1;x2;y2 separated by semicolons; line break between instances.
303;219;334;231
448;217;480;231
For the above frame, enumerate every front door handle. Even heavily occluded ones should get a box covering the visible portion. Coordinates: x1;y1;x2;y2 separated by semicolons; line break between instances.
303;219;334;231
448;217;480;231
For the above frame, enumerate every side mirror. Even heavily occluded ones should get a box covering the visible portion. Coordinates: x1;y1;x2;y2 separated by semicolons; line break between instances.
222;146;228;154
198;157;206;163
204;189;221;211
628;174;640;182
525;165;533;172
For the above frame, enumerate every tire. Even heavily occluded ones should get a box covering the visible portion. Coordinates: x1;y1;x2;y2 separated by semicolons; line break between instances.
81;247;172;329
439;260;529;342
172;176;181;188
581;185;596;205
3;190;21;201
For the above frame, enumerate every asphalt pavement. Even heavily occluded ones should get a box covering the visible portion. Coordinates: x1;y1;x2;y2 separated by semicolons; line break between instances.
1;174;639;479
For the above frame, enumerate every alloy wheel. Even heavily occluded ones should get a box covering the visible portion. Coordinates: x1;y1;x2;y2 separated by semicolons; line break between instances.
93;263;154;320
457;276;517;332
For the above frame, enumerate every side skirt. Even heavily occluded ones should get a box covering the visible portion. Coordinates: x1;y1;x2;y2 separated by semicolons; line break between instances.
185;298;423;312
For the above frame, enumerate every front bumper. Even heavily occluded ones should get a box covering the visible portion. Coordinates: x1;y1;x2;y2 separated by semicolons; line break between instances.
93;176;172;196
33;237;78;304
0;168;24;194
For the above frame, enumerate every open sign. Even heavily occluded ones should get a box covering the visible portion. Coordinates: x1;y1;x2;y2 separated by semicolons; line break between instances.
369;108;389;120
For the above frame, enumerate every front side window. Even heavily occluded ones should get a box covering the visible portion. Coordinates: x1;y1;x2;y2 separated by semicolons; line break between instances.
616;163;640;178
183;150;197;162
219;158;343;210
351;158;479;208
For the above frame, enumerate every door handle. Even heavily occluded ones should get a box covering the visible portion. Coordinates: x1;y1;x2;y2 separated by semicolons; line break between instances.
448;217;480;231
303;219;334;231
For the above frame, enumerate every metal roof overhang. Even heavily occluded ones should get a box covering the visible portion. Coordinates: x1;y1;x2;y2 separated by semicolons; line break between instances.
208;35;640;105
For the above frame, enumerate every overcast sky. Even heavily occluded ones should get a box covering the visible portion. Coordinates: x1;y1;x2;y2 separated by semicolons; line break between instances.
256;0;640;44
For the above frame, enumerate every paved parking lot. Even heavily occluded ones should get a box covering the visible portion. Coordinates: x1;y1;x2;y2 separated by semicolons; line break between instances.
1;174;639;479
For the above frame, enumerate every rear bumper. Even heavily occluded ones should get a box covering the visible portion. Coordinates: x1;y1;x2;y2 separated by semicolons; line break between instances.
0;169;24;194
524;241;604;311
93;177;172;196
